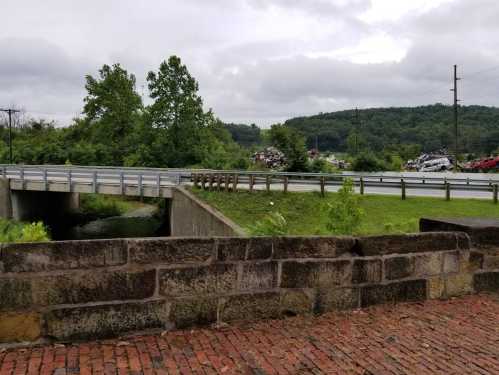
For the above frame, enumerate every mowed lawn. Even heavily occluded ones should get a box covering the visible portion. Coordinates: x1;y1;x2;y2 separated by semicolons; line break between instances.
192;188;499;235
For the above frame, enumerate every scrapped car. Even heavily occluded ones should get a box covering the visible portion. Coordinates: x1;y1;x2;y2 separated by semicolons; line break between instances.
419;157;452;172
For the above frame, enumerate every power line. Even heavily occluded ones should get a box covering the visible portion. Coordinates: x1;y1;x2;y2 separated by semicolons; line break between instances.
0;108;21;163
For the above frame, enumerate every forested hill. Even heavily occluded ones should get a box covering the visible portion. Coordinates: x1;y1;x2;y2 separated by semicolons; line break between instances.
284;104;499;155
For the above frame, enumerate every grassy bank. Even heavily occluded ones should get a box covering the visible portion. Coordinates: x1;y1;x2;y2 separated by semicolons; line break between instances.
192;189;499;235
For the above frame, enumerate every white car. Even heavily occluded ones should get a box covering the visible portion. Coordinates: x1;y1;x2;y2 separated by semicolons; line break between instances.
419;157;452;172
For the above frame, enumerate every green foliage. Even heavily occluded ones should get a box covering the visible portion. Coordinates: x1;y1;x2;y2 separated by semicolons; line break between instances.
352;152;387;172
0;220;49;243
268;124;309;171
326;179;364;235
285;104;499;156
225;123;262;147
309;158;336;173
249;211;288;236
79;194;136;217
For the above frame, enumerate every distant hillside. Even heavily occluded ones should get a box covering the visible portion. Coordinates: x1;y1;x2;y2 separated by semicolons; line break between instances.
224;123;262;148
284;104;499;155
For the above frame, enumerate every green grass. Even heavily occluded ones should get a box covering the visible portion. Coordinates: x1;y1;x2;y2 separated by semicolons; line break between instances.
192;189;499;235
0;220;50;243
79;194;146;217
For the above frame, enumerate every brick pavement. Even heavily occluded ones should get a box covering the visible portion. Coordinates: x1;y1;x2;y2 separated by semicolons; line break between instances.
1;293;498;375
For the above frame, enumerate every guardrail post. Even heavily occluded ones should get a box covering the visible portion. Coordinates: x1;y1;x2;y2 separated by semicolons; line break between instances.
360;177;364;195
401;179;406;200
233;174;238;192
445;182;451;201
224;174;229;192
138;174;143;197
266;175;271;193
193;173;199;188
120;172;125;195
494;184;498;204
208;174;214;191
93;171;97;193
201;174;206;190
68;170;72;192
466;178;470;185
320;176;325;197
43;169;48;191
283;176;288;193
1;167;5;179
217;174;222;191
157;173;161;197
249;175;254;193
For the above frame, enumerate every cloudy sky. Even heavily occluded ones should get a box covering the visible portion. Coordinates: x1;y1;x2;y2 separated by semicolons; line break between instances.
1;0;499;127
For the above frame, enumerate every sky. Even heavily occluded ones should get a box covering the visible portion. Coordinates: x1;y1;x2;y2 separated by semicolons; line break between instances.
1;0;499;127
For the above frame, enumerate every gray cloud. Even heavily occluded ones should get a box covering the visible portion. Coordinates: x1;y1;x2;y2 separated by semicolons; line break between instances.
1;0;499;126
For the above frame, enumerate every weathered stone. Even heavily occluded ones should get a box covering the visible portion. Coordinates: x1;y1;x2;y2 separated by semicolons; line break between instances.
217;238;248;261
159;264;237;297
44;300;170;341
357;232;459;256
0;240;127;273
247;237;273;260
280;290;314;316
280;261;352;288
360;280;427;307
420;218;494;248
443;251;459;274
427;277;445;299
315;288;359;313
414;253;443;277
221;292;281;322
0;278;32;310
31;270;156;306
469;251;484;271
170;297;218;329
352;259;382;284
273;237;355;259
0;312;41;343
241;262;278;290
445;273;473;297
483;255;499;270
129;238;215;265
474;272;499;292
385;257;414;280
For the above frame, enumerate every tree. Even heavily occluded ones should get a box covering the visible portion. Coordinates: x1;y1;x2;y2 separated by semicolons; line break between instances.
147;56;210;167
268;124;309;171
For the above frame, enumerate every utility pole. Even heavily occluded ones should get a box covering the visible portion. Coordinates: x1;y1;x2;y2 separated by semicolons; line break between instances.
353;107;360;155
0;108;21;163
450;65;460;172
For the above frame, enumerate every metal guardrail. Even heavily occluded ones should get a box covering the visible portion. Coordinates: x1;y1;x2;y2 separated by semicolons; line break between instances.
0;164;498;201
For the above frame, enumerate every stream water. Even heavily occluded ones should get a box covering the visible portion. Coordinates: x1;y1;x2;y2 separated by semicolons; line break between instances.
52;204;167;240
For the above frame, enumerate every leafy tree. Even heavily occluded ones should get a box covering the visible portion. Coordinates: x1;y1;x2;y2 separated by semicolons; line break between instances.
352;152;387;172
268;124;309;171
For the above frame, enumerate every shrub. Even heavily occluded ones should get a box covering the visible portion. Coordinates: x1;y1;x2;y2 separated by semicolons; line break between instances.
326;179;364;235
352;152;387;172
0;220;50;243
249;211;288;236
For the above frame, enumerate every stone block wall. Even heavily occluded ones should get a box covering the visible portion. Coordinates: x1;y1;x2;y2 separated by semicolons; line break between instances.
0;231;498;344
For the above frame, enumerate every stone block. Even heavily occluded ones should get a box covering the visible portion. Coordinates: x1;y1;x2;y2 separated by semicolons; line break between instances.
170;297;218;329
280;261;351;288
352;259;382;284
217;238;248;261
445;273;473;297
31;270;156;306
220;292;281;322
129;238;215;265
483;255;499;270
273;236;355;259
474;272;499;292
247;237;273;260
159;264;237;297
360;279;427;307
0;312;41;343
315;288;359;313
0;278;32;310
44;300;170;341
0;240;127;273
357;232;459;256
414;253;443;277
427;277;445;299
241;262;278;290
469;251;484;271
280;290;314;316
385;257;414;280
443;251;459;274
